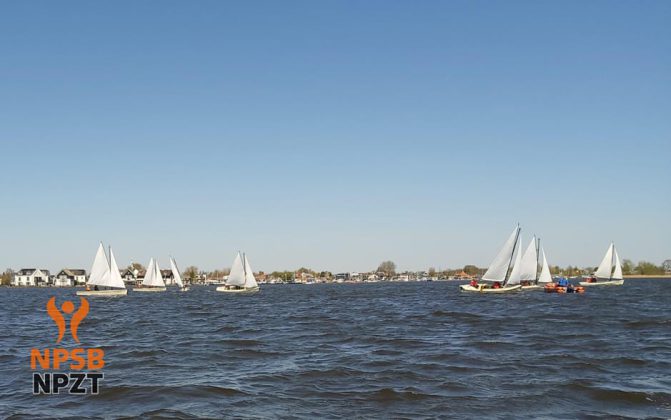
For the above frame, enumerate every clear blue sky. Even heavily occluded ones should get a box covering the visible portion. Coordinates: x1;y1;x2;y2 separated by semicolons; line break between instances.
1;1;669;273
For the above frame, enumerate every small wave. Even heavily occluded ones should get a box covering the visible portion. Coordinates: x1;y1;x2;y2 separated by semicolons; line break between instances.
371;387;435;402
431;310;482;321
563;381;671;405
95;384;248;401
217;339;261;346
625;319;671;328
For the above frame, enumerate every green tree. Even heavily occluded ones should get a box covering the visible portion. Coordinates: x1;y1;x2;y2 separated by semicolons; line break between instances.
128;262;145;272
428;267;436;277
462;265;479;275
183;266;199;281
377;261;396;277
1;269;13;286
621;259;634;275
636;261;664;275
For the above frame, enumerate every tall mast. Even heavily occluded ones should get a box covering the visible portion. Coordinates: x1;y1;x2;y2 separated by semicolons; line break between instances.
504;224;521;285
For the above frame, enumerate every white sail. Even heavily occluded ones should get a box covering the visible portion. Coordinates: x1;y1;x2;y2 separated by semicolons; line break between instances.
170;257;184;288
88;242;111;287
481;225;520;282
226;252;245;286
518;236;538;282
142;258;155;286
155;260;165;286
594;243;614;279
506;238;523;285
612;247;623;280
243;254;258;288
108;248;127;289
538;248;552;283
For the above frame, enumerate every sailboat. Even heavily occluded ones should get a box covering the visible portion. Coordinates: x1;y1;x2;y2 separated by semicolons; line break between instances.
519;237;545;290
536;247;554;286
460;225;523;293
216;252;259;294
579;243;624;286
134;258;167;292
77;243;128;296
170;257;188;292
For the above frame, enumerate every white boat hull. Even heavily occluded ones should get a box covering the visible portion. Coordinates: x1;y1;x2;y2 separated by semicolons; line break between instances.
521;284;544;291
133;287;167;292
459;284;521;293
579;279;624;287
180;287;190;292
215;286;260;294
76;289;127;297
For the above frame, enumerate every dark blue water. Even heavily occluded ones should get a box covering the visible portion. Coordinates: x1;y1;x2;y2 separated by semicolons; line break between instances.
1;281;670;418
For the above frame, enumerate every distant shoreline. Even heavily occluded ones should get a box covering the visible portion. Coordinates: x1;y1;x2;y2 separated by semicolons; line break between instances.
623;275;671;279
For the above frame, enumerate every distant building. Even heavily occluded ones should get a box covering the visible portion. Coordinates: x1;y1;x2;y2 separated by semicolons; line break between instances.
12;269;50;287
161;269;175;285
335;273;350;282
54;269;87;287
120;268;138;285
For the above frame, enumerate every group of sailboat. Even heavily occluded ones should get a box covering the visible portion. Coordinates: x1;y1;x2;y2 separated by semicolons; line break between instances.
78;243;189;296
460;225;619;294
216;252;259;294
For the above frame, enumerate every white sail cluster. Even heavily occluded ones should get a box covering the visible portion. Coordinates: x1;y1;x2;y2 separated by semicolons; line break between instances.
594;243;623;281
225;252;258;289
142;257;166;288
480;226;559;288
87;243;126;289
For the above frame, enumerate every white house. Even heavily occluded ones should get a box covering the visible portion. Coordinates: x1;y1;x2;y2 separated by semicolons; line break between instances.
12;269;51;287
54;269;87;287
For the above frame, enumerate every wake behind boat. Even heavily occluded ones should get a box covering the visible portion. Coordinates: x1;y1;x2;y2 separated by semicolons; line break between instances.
580;243;624;287
77;243;128;297
216;252;259;294
134;258;167;292
460;225;522;293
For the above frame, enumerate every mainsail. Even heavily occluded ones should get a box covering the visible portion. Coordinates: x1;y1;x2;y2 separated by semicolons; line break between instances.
226;252;245;286
88;242;111;287
507;238;523;285
170;257;184;288
518;236;538;282
481;225;521;282
594;243;614;279
142;258;155;286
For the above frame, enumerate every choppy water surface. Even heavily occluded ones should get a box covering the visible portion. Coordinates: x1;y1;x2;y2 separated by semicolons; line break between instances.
1;281;670;418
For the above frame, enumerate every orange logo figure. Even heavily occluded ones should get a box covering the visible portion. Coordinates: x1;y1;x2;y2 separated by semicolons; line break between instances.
46;297;89;343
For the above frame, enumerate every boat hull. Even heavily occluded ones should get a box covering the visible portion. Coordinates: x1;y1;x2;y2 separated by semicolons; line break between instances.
579;279;624;286
459;284;521;293
521;285;544;291
76;289;127;297
133;287;167;292
215;286;260;294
